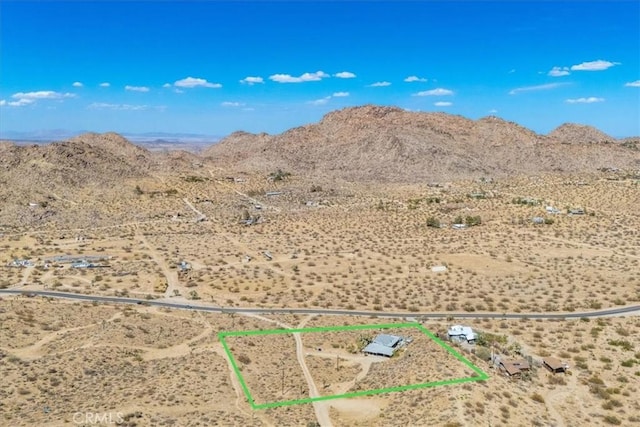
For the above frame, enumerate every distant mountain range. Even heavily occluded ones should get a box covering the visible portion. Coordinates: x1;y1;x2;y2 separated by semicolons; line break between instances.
0;129;220;145
1;106;638;193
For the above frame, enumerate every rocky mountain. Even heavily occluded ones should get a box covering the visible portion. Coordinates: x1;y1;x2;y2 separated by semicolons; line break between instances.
547;123;615;144
0;133;153;191
202;105;639;182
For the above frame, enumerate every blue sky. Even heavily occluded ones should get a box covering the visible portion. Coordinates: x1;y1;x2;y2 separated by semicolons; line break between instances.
1;1;638;138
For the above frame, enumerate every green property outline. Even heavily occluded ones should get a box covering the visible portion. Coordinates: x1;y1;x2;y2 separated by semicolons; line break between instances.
218;322;488;410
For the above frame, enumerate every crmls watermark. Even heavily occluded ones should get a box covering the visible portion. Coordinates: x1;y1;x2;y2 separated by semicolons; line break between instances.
72;412;124;425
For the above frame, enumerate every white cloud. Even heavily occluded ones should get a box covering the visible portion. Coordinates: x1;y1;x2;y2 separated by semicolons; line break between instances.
0;100;5;106
7;91;74;106
413;88;454;96
570;60;619;71
221;101;245;107
625;80;640;87
269;71;329;83
548;66;570;77
368;81;391;87
12;91;75;100
125;85;150;92
509;83;565;95
72;81;83;87
334;71;356;79
488;109;498;113
565;97;604;104
162;83;172;88
174;89;184;94
9;99;35;107
99;82;110;87
88;102;149;111
240;76;264;85
404;76;427;82
174;77;221;88
332;92;349;97
308;96;331;106
434;101;452;107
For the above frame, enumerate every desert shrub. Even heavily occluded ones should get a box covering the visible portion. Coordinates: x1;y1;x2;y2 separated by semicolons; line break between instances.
621;359;636;367
603;415;622;425
237;354;251;365
531;393;545;403
426;217;441;228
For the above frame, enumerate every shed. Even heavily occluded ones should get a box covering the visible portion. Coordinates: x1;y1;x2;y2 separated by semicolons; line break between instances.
543;357;569;373
500;359;531;377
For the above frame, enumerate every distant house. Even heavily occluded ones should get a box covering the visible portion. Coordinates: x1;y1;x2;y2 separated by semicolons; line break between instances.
71;261;94;268
178;261;191;272
543;357;569;373
8;259;34;268
363;334;404;357
532;217;545;224
545;206;560;214
448;325;478;343
499;359;531;377
452;224;467;230
569;208;585;215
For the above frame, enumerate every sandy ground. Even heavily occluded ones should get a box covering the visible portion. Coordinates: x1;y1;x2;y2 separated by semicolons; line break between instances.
1;172;639;426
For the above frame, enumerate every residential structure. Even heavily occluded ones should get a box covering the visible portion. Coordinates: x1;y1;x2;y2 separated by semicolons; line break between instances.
447;325;478;343
499;359;531;377
543;357;569;373
363;334;406;357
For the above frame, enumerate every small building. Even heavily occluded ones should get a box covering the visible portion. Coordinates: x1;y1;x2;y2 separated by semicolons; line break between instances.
71;261;94;268
543;357;569;373
532;216;545;224
178;261;191;271
363;334;404;357
8;259;34;268
452;223;467;230
263;251;273;261
569;208;585;215
448;325;478;343
545;206;560;214
500;359;531;377
431;265;447;273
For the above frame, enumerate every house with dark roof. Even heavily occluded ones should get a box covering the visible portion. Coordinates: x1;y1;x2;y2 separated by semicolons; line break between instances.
543;357;569;373
499;359;531;377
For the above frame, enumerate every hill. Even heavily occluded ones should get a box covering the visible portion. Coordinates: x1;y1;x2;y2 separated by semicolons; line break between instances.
202;105;639;182
547;123;615;144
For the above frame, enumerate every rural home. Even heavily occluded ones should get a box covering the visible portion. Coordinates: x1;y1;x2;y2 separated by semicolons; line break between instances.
363;334;404;357
499;359;531;377
543;357;569;373
448;325;478;343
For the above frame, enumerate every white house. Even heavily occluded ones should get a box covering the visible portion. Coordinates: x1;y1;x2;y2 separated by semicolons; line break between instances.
448;325;478;342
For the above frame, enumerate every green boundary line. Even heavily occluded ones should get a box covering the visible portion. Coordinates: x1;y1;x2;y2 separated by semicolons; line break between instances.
218;322;488;410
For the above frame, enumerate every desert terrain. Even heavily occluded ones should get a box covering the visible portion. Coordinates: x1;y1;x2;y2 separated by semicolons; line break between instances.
1;107;639;426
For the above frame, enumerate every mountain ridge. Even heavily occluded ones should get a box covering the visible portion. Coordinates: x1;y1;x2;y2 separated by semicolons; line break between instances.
201;105;637;182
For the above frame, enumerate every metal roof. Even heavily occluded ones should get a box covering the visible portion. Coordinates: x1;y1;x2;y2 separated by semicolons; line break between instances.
373;334;402;348
363;342;395;357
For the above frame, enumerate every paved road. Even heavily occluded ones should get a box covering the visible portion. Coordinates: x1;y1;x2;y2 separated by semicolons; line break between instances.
1;289;638;319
